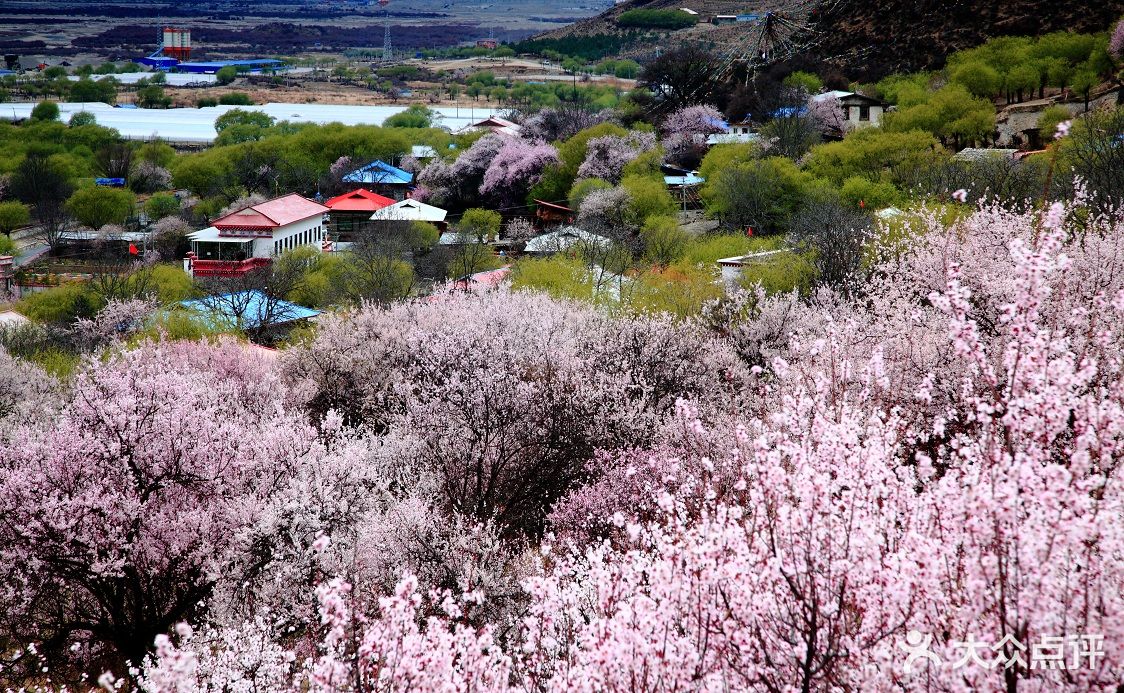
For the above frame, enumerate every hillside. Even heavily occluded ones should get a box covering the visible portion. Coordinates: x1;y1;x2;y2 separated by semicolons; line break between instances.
532;0;1124;81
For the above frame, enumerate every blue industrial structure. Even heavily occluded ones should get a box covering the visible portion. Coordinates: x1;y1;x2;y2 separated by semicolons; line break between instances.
176;59;285;74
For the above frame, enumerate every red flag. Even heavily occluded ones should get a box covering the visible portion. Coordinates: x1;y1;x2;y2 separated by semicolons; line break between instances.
746;226;753;237
128;243;139;255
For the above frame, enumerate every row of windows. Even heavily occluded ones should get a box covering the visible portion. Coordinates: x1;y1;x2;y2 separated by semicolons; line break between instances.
273;225;324;256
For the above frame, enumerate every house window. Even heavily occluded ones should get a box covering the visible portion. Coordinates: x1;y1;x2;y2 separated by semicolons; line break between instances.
859;105;870;122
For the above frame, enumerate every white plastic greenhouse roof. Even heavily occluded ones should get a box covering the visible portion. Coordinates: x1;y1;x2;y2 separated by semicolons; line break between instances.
0;102;495;143
68;73;218;86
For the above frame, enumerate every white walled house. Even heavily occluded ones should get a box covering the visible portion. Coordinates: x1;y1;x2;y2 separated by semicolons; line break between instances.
812;90;885;127
186;193;330;277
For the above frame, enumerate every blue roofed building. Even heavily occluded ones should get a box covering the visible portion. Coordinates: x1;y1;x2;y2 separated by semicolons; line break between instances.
342;160;415;200
175;59;284;74
178;290;320;335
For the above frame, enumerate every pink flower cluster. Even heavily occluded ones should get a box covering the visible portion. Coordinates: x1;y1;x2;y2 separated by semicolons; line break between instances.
5;199;1124;691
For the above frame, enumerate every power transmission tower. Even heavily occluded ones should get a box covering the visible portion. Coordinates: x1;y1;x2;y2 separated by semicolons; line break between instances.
382;11;393;63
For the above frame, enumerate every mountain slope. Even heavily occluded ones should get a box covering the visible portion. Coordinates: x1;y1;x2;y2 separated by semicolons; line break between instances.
534;0;1124;81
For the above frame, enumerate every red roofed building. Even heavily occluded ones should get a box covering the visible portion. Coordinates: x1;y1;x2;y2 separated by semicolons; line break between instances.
186;193;330;277
324;188;396;245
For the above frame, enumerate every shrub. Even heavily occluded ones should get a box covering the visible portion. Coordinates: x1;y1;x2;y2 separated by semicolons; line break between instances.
16;283;101;324
616;9;697;29
30;101;60;122
383;105;434;128
218;92;254;106
67;111;97;127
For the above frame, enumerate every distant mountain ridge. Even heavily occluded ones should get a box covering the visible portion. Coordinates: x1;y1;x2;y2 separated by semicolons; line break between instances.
536;0;1124;81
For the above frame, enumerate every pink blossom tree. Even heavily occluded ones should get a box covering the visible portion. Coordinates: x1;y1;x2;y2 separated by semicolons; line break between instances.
1111;18;1124;59
0;339;325;680
661;104;726;138
479;139;560;207
0;346;59;434
576;131;658;182
417;134;507;208
808;94;848;134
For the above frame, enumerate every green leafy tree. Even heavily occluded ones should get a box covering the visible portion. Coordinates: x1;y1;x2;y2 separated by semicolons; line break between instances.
838;175;901;210
880;85;992;148
621;174;677;227
457;208;503;242
216;66;237;85
383;105;434;128
70;78;116;105
68;111;97;127
950;62;1000;98
214;111;274;136
782;71;824;95
640;215;688;267
1005;64;1039;102
702;156;814;234
511;254;593;302
1069;68;1099;111
145;193;181;221
30;101;60;122
65;186;135;230
804;128;941;186
0;201;31;235
136;85;171;109
616;8;697;29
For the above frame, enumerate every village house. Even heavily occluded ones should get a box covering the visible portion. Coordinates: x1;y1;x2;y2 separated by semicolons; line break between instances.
370;198;449;230
460;115;522;137
186;193;329;277
324;188;396;247
812;91;886;127
342;160;415;200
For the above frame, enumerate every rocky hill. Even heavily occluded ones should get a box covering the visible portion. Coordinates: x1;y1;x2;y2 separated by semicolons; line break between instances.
534;0;1124;81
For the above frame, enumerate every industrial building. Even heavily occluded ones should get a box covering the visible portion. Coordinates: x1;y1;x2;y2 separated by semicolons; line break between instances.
175;59;285;74
137;27;284;74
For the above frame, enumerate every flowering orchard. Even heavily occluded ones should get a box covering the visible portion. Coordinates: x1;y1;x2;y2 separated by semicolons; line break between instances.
2;198;1124;691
